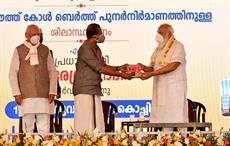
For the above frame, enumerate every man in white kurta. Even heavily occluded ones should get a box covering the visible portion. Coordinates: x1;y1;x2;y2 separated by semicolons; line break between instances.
9;24;57;134
139;23;188;123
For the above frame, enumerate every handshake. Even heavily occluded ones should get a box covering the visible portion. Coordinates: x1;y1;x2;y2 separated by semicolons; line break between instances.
117;63;153;80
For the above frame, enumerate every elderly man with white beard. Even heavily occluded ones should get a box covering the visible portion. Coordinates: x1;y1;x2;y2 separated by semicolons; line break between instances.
9;24;57;134
138;23;188;131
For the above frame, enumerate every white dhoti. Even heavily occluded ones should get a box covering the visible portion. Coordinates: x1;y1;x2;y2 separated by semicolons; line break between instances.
74;94;105;133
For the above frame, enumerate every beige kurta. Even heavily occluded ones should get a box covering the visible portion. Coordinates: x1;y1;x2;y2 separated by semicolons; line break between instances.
150;40;188;123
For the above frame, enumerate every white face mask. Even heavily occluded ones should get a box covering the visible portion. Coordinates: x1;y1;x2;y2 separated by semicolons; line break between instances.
30;35;40;45
155;33;164;44
96;34;105;43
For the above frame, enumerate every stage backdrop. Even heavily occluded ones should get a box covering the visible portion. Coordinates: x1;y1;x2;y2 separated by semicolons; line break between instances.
0;0;229;132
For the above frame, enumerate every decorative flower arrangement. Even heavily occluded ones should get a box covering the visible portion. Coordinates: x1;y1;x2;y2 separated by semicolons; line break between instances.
0;129;229;146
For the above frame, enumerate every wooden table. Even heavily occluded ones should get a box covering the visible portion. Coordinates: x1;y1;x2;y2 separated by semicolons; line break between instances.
133;122;212;131
121;120;150;132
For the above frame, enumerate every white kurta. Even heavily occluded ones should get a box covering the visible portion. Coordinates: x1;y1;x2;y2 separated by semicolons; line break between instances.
150;40;188;123
17;98;54;116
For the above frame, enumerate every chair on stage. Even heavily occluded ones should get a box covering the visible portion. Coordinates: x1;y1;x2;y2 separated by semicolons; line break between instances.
187;99;206;123
187;99;207;131
193;101;206;122
188;99;197;122
102;101;118;132
19;99;65;133
50;99;65;133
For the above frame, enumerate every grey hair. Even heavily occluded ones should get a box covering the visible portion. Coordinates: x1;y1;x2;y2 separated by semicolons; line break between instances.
25;24;39;35
159;23;174;34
